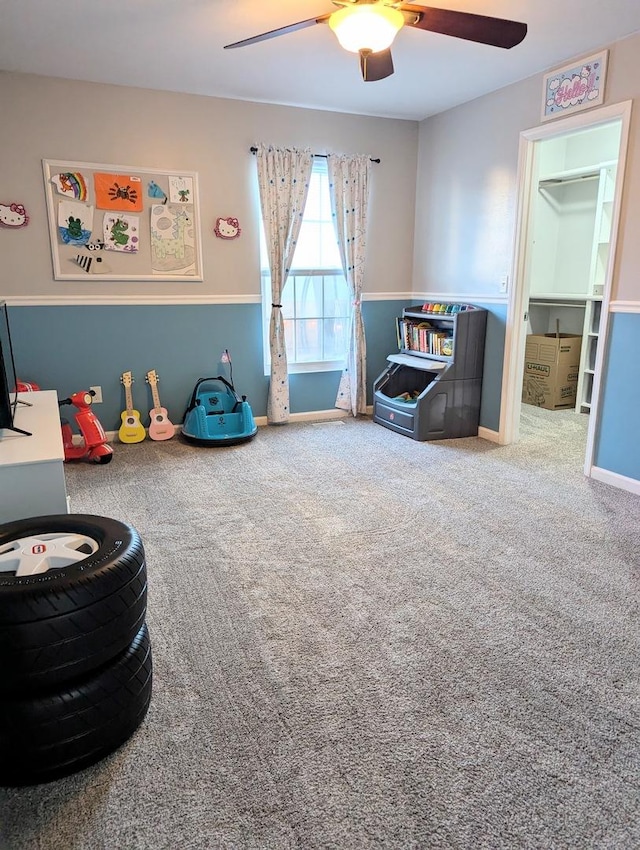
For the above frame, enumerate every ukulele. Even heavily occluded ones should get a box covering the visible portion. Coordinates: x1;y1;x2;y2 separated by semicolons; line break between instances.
146;369;174;441
118;371;146;444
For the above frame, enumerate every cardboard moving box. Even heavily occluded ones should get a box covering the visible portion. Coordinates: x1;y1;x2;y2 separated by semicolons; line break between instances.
522;333;582;410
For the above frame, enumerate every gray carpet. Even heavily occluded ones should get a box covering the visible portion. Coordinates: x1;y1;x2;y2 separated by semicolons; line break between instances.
1;407;639;849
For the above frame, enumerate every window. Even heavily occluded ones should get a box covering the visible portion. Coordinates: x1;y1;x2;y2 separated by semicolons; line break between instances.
260;158;350;373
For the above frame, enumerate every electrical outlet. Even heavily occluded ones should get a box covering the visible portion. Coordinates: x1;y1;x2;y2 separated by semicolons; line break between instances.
499;275;509;294
89;385;103;403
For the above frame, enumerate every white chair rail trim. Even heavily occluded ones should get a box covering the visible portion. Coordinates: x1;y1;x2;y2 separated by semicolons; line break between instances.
2;292;419;307
7;294;640;310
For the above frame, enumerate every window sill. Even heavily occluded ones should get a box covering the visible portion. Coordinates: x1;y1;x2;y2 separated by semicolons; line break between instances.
263;360;345;376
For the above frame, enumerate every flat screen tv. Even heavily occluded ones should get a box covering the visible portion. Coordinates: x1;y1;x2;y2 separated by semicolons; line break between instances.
0;300;31;437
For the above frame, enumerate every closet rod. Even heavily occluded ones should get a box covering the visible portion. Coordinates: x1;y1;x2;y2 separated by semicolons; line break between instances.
539;173;598;189
250;146;380;163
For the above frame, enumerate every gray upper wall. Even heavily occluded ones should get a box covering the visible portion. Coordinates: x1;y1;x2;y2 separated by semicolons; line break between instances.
0;72;418;303
414;31;640;304
4;29;639;308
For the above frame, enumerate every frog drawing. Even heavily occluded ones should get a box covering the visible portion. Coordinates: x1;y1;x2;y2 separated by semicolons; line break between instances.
110;218;129;246
67;216;83;240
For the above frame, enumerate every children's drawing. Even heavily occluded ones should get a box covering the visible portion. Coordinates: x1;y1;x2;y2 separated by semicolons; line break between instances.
168;176;193;204
44;159;202;280
214;216;241;240
148;180;167;203
102;212;139;252
0;202;29;228
51;172;88;200
94;173;143;212
150;203;196;274
58;200;94;245
72;253;111;274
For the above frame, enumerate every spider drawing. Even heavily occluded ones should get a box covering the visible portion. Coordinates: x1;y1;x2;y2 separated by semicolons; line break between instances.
108;183;138;204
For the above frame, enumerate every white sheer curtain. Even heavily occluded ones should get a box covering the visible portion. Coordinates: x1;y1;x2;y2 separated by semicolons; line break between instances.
327;153;371;416
256;144;313;423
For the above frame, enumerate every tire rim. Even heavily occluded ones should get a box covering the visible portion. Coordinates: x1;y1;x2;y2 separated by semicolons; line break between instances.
0;533;99;577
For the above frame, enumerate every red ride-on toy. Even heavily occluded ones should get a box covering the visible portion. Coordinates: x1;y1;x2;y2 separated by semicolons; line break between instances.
59;389;113;464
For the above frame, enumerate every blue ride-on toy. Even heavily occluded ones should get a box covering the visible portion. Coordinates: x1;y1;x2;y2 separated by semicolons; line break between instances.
181;375;257;447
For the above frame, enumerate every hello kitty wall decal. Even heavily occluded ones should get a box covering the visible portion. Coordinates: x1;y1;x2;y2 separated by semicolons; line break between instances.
214;216;241;240
0;202;29;228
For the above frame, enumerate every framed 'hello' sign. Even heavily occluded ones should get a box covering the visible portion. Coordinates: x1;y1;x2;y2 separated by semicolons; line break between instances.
541;51;608;122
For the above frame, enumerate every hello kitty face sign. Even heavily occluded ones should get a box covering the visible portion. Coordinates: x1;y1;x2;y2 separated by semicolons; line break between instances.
0;202;29;228
214;216;241;240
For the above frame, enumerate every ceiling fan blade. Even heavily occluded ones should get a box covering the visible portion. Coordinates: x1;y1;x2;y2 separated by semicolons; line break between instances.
360;49;395;82
400;4;527;49
224;13;331;49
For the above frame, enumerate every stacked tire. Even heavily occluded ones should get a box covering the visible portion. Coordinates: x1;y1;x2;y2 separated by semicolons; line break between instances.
0;514;152;786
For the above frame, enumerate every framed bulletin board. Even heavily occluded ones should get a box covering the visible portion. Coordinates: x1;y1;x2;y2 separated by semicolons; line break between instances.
42;159;203;281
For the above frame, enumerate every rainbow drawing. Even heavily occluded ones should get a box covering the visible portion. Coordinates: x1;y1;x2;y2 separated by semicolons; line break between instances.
51;172;88;201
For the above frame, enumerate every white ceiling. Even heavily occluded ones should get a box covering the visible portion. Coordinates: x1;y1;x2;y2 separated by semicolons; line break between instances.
2;1;640;121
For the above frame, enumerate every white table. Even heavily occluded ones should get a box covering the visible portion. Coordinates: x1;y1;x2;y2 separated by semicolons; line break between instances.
0;390;69;524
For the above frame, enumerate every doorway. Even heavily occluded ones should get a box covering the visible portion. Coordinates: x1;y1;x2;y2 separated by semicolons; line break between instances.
499;100;632;476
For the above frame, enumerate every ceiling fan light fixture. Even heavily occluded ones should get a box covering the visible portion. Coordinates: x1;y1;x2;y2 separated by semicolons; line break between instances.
329;4;404;54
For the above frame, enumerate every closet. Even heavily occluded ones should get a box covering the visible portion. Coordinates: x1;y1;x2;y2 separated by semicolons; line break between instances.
526;122;621;413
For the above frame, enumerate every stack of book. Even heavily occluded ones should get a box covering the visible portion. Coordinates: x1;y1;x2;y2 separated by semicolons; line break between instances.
395;318;454;356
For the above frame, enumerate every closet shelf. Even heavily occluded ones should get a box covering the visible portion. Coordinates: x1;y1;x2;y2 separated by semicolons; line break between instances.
538;159;617;186
539;173;598;190
529;296;586;308
529;294;602;304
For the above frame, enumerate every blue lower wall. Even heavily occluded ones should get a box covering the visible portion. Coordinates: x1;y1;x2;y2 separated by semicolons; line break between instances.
11;304;267;431
8;301;637;480
406;299;507;434
476;302;507;433
9;302;406;431
9;299;507;434
594;312;640;479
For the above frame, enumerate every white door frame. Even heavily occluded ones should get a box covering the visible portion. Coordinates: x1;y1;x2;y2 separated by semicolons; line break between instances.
499;100;633;476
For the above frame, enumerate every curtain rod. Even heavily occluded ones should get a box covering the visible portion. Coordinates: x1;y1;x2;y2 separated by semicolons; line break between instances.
250;146;380;163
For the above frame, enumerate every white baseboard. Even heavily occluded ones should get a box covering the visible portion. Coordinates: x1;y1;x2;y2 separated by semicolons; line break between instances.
477;426;500;443
254;409;350;427
98;412;498;443
590;466;640;496
99;409;352;443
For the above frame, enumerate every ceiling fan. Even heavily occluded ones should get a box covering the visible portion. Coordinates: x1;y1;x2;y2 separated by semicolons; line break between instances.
224;1;528;82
